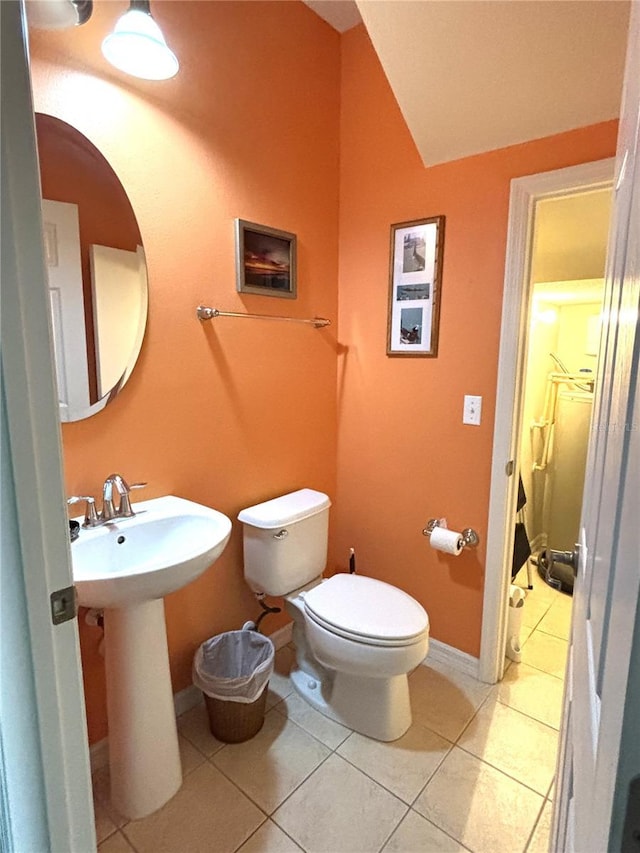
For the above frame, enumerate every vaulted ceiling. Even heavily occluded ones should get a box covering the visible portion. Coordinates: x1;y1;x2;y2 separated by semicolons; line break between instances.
305;0;630;167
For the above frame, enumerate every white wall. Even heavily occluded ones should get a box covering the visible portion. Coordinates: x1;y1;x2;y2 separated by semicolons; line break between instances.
519;299;602;549
556;302;602;375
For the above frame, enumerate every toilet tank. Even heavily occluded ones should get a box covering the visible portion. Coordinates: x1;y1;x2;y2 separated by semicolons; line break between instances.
238;489;331;596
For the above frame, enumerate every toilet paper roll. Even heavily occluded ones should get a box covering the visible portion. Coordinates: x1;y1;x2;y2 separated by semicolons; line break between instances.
430;527;464;556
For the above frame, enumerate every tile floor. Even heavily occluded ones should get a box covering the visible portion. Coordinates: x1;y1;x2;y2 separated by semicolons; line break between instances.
93;570;572;853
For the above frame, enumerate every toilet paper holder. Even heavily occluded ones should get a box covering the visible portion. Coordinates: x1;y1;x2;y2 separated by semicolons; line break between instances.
422;519;480;548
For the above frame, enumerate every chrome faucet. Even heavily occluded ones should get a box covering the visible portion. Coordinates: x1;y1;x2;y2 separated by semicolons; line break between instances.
102;473;146;520
68;474;146;528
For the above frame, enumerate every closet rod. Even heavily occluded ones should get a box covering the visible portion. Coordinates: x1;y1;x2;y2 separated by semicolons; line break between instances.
196;305;331;328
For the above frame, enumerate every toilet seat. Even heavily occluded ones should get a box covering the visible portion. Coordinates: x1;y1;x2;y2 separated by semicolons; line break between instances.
303;573;429;647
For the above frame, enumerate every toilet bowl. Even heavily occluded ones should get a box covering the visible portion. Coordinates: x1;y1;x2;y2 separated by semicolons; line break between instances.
238;489;429;741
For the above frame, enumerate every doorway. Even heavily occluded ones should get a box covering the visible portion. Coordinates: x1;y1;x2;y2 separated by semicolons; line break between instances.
508;188;611;677
480;158;615;686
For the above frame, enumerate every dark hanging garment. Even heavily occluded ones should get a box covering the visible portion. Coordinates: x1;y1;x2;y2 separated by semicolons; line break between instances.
512;476;532;578
512;522;532;577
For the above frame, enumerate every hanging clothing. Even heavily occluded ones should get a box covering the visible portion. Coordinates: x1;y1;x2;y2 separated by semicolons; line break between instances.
512;475;532;578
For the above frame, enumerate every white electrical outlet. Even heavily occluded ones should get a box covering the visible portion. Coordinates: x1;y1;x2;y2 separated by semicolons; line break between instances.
463;395;482;425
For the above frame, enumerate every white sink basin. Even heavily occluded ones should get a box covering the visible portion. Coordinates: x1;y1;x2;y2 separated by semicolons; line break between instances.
69;494;232;820
72;495;232;609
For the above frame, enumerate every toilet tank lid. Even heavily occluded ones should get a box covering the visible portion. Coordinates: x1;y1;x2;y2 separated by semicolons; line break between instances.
238;489;331;529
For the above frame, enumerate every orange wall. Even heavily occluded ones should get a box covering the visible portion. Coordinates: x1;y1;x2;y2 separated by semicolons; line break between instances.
30;4;619;745
29;1;340;744
334;26;618;656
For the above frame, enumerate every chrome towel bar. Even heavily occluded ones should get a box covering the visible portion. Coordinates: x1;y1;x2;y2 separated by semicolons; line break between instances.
196;305;331;328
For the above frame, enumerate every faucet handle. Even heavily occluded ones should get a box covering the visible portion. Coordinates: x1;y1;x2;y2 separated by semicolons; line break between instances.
67;495;98;527
119;482;147;518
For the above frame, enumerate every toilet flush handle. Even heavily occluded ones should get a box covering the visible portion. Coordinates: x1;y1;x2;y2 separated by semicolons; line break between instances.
273;529;289;540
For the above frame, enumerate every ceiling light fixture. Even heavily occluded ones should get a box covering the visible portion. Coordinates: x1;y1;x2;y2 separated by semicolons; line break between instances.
101;0;179;81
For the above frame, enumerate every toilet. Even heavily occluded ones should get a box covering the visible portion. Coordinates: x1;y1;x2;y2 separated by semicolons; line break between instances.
238;488;429;741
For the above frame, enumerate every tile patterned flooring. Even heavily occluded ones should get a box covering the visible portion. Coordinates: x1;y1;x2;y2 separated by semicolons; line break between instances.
94;573;571;853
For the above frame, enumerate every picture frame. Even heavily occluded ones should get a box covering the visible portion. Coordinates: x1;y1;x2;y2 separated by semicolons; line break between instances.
387;216;445;357
235;218;297;299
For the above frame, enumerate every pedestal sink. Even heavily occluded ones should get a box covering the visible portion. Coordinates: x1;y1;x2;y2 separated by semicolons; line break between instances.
71;495;232;819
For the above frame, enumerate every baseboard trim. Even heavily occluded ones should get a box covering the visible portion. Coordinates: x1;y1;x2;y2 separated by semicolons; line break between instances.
424;638;481;681
530;533;546;556
174;683;202;718
89;737;109;773
268;622;293;650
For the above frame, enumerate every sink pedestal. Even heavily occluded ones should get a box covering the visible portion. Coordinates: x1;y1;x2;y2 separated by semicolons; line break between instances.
104;600;182;819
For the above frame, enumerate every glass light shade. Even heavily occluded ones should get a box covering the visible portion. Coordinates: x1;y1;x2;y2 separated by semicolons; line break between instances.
101;9;179;80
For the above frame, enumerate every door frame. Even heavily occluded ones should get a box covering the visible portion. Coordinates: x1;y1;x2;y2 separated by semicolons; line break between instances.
479;157;615;685
1;2;95;849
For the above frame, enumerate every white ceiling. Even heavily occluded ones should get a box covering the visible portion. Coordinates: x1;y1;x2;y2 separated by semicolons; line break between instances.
303;0;362;33
355;0;630;166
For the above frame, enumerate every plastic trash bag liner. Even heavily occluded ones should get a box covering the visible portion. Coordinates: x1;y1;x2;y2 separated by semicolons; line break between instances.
193;630;274;704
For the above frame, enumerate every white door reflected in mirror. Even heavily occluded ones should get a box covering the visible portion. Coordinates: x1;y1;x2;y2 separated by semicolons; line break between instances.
90;244;148;399
43;199;91;418
44;199;149;419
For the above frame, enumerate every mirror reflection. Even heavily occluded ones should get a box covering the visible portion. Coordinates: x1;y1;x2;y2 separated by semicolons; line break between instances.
36;114;149;423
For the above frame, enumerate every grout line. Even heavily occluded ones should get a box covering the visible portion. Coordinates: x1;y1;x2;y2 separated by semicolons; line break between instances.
230;815;269;853
234;817;306;853
505;657;565;682
334;747;438;810
546;774;556;800
95;824;118;847
452;684;498;744
208;711;336;820
268;689;353;752
265;747;412;853
119;826;141;853
269;748;336;819
522;792;550;853
337;713;458;808
206;755;271;819
493;691;562;732
265;702;329;746
179;732;226;760
264;820;305;853
178;734;210;779
374;802;411;853
454;741;551;800
409;810;474;853
513;656;567;681
406;747;455;809
112;650;564;853
535;626;571;642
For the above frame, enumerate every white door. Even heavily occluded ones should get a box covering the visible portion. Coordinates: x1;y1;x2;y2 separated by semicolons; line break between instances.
1;2;95;850
90;243;148;397
42;198;91;417
554;4;640;850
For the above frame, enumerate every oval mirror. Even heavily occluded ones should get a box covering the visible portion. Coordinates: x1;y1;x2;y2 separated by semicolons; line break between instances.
35;114;149;422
